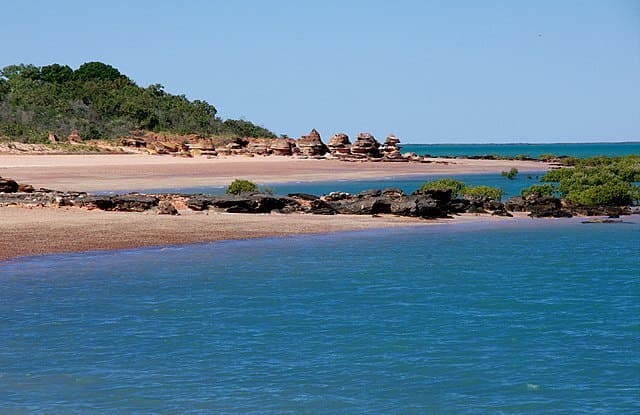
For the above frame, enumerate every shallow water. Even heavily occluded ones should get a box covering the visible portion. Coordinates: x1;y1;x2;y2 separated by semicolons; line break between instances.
2;217;639;414
400;142;640;158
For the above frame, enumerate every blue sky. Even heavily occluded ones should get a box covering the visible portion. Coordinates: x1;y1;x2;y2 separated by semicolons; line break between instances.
2;0;639;143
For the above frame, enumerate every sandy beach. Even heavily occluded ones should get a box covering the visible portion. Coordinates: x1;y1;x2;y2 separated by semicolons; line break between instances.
0;207;437;261
0;154;550;192
0;205;539;262
0;154;548;261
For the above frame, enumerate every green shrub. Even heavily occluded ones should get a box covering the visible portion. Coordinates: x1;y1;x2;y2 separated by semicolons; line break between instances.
226;179;259;195
501;167;518;180
521;183;556;198
418;178;465;197
540;155;640;206
462;185;505;201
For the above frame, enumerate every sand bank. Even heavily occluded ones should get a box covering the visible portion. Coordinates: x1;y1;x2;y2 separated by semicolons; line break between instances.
0;207;428;261
0;206;537;262
0;154;550;192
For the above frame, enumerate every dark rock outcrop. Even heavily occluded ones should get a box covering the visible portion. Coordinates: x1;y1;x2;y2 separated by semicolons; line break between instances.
185;193;297;214
157;201;179;215
73;194;159;212
321;187;452;218
0;177;19;193
286;193;336;214
570;205;630;217
17;183;35;193
504;195;573;218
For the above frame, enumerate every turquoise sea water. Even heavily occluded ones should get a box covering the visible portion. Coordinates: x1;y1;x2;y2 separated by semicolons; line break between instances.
400;142;640;158
2;218;639;414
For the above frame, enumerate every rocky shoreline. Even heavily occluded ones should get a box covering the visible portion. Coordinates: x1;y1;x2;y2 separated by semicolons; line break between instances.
117;129;446;163
1;176;633;220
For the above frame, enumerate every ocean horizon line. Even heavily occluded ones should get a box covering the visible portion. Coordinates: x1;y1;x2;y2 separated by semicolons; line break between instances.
401;140;640;146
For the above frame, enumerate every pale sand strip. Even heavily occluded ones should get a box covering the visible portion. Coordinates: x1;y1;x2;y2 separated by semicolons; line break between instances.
0;154;550;192
0;206;537;262
0;207;435;261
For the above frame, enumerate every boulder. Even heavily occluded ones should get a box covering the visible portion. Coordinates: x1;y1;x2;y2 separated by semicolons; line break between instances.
382;150;409;162
287;194;336;214
120;137;147;148
350;132;381;158
570;206;629;217
322;187;451;218
185;193;294;213
449;198;471;213
381;188;405;199
270;138;294;156
48;132;58;144
0;177;19;193
68;131;83;143
17;183;35;193
247;138;270;155
505;195;572;218
73;194;159;212
157;201;179;215
504;196;526;212
296;129;328;157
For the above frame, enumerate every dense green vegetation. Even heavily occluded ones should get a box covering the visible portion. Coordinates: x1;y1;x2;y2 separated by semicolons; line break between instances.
418;178;505;201
520;183;555;198
521;155;640;206
226;179;259;195
0;62;276;143
418;178;466;197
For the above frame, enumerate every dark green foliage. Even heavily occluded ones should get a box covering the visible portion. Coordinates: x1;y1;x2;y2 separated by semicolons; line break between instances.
41;64;73;83
418;178;504;200
540;155;640;206
418;178;465;197
222;119;275;139
0;62;276;143
73;62;127;82
226;179;259;195
462;185;505;201
521;183;556;198
501;167;519;180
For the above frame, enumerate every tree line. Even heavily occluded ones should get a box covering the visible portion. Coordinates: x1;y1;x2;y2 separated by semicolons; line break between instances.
0;62;276;143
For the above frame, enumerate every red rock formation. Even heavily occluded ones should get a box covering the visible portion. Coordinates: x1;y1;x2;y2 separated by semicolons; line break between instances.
247;138;270;155
327;133;351;157
296;129;328;157
68;131;83;143
380;134;407;161
350;132;381;158
381;134;400;153
270;138;294;156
